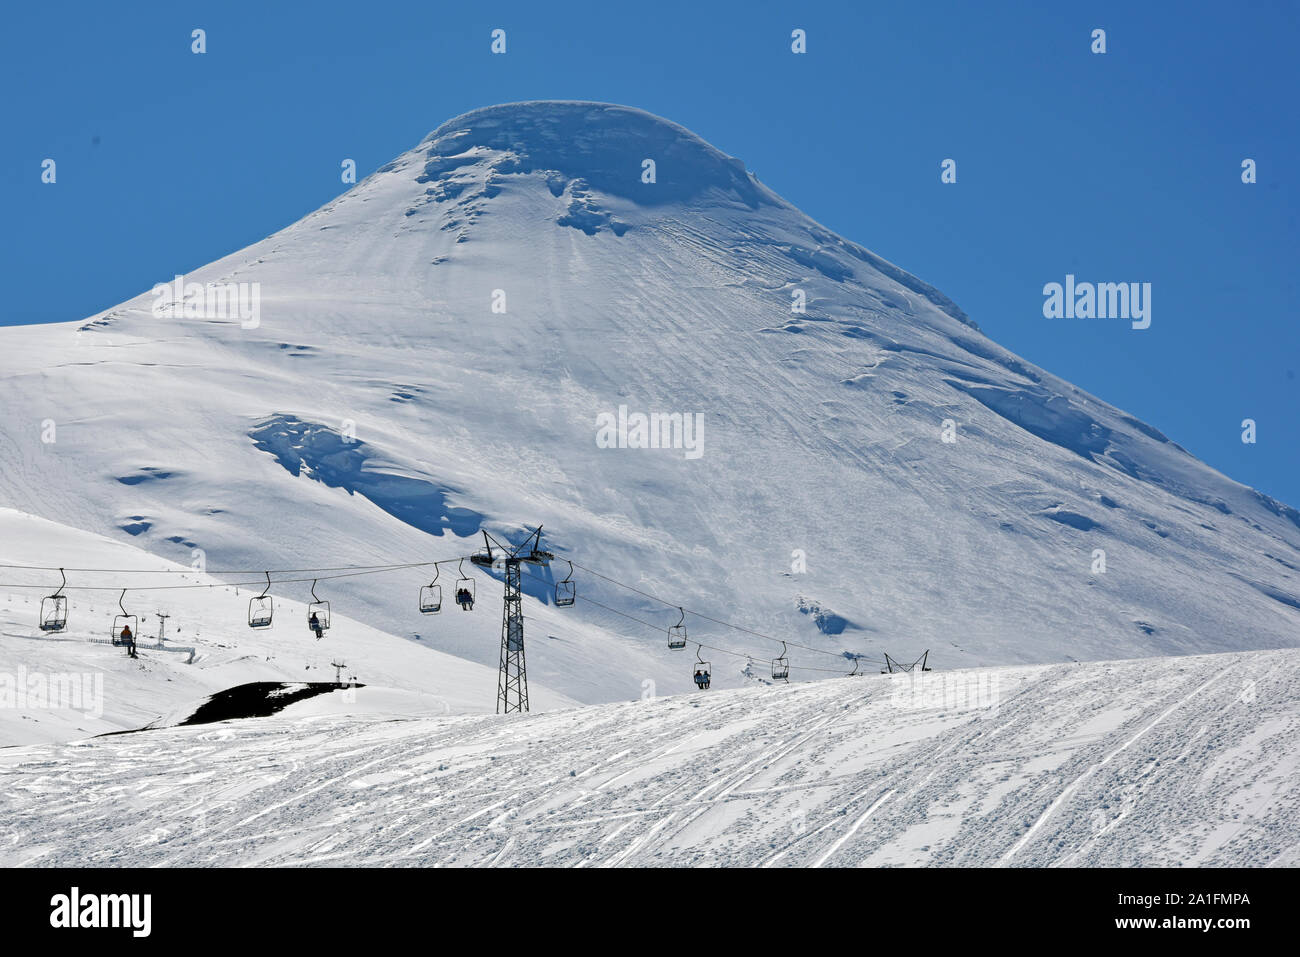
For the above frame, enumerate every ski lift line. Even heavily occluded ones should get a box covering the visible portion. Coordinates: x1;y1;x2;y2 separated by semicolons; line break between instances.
15;544;895;671
0;557;471;576
575;593;857;675
565;560;882;665
0;563;459;593
7;550;849;663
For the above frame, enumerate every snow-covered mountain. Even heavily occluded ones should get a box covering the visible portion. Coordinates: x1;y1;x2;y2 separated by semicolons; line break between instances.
2;100;1298;707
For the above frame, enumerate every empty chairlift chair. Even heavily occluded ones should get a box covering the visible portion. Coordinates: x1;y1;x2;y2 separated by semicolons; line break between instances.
249;571;274;629
554;560;576;608
39;568;69;634
307;580;330;639
771;641;790;682
668;607;687;649
419;567;443;615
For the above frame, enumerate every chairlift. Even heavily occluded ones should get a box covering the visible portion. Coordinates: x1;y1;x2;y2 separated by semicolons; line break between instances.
111;589;138;646
771;641;790;681
248;571;274;629
554;560;576;607
419;565;443;615
470;531;496;569
692;645;711;690
307;579;331;638
454;558;475;611
668;606;687;649
39;568;69;633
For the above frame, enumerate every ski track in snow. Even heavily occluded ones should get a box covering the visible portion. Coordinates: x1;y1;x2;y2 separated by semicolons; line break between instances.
2;648;1297;867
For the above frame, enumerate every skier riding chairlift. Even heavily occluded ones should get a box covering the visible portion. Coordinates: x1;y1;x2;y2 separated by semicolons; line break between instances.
120;624;137;658
456;587;474;611
309;612;325;640
694;669;710;690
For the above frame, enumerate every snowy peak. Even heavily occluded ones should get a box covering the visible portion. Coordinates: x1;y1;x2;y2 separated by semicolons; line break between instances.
414;101;770;209
367;100;973;333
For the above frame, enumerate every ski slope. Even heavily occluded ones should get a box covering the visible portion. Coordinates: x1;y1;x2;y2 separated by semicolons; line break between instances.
0;101;1297;713
3;647;1295;867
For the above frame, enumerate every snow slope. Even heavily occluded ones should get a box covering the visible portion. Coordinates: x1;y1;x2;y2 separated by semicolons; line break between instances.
3;647;1295;867
1;101;1298;709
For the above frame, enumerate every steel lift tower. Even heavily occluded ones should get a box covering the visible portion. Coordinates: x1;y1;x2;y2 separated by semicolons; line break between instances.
471;527;553;714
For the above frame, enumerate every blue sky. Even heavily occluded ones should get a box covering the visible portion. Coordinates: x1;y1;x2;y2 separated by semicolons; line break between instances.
4;0;1297;506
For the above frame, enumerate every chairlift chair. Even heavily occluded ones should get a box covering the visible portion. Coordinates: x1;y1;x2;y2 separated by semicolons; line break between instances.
454;558;475;611
249;571;274;629
419;584;443;614
419;565;443;615
554;560;576;607
111;589;138;646
307;579;331;636
692;646;712;689
39;568;69;633
668;606;687;649
771;641;790;681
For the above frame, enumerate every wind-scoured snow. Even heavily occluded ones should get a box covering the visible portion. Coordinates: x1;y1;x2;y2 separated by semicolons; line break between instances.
2;648;1295;867
0;99;1297;710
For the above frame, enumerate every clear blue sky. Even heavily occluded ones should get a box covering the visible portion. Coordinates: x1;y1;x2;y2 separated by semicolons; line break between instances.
4;0;1297;506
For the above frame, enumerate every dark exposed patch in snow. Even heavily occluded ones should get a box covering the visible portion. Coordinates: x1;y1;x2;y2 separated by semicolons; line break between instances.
176;682;364;726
